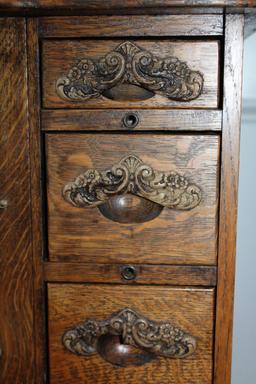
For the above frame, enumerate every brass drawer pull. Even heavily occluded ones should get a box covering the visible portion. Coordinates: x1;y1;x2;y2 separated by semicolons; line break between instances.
63;155;201;223
56;41;204;103
62;308;196;367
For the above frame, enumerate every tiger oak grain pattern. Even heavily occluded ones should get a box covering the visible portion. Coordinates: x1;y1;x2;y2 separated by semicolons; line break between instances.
39;15;223;38
215;15;244;384
42;39;220;109
46;134;220;265
41;109;222;132
0;18;35;383
48;284;215;384
44;262;217;286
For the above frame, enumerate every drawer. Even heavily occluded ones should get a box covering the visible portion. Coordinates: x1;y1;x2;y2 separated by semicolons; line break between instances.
42;39;220;109
46;134;220;265
48;284;215;384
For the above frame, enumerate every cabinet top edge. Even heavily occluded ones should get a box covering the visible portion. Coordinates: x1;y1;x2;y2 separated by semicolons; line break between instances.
0;1;255;8
0;1;256;14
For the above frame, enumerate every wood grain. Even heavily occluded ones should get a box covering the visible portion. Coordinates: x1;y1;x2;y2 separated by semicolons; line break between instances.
0;18;34;383
0;7;248;384
44;262;217;286
39;15;223;38
42;39;220;109
214;14;244;384
41;109;222;132
27;18;46;384
46;134;220;265
48;284;215;384
1;0;256;11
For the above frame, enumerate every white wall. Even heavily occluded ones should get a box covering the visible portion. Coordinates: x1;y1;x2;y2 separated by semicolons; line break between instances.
232;32;256;383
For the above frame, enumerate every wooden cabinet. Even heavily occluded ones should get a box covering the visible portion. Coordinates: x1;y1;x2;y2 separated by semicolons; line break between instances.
0;3;254;384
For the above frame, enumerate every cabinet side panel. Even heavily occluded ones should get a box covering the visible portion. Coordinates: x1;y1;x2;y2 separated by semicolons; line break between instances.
214;14;244;384
0;18;35;383
27;18;46;384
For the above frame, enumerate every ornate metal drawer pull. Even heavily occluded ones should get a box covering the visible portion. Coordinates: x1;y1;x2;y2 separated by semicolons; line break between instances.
56;41;204;102
63;155;201;223
62;308;197;366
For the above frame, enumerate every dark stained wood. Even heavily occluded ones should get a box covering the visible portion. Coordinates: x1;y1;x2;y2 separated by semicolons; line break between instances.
48;284;215;384
214;14;244;384
39;15;223;37
1;0;254;11
42;39;220;109
0;7;226;18
0;18;35;383
46;134;220;265
44;262;217;286
41;109;222;132
26;18;46;384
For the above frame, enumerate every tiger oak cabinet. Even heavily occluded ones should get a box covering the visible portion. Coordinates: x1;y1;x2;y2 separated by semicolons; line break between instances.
0;2;255;383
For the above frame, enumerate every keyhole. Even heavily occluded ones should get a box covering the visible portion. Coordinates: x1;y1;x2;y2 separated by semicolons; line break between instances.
123;113;139;129
121;265;137;280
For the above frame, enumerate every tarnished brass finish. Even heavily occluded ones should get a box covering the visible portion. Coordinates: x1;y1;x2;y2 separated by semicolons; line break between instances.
62;308;197;366
63;154;202;224
56;41;204;102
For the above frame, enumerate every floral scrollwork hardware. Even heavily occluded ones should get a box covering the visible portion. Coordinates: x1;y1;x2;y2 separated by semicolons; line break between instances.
62;155;202;215
62;308;197;366
56;41;204;102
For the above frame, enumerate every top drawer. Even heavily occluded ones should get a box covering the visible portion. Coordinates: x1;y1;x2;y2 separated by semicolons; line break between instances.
42;39;220;109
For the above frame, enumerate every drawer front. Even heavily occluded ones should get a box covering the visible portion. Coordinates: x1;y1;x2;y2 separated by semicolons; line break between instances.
46;134;220;265
48;284;214;384
42;39;220;109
